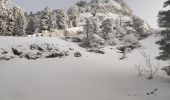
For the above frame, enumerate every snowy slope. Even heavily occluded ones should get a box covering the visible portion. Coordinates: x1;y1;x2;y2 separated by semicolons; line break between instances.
0;34;170;100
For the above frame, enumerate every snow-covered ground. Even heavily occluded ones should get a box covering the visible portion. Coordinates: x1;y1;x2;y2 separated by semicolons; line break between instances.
0;34;170;100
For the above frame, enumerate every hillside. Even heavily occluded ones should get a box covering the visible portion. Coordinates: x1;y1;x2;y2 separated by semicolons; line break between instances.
0;33;170;100
0;0;152;44
36;0;152;48
1;0;170;100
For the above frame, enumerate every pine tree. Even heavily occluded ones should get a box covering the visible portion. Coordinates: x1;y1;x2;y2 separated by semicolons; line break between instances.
12;6;26;36
91;18;100;34
25;16;36;35
33;14;41;33
156;0;170;60
55;9;68;30
90;3;108;16
39;7;52;32
67;5;79;27
100;18;114;40
0;0;13;36
82;18;99;48
76;0;87;8
83;18;94;38
51;11;57;29
132;16;147;38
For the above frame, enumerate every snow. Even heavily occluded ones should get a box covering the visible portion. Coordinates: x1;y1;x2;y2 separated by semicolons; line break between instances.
0;34;170;100
67;27;83;32
66;27;83;37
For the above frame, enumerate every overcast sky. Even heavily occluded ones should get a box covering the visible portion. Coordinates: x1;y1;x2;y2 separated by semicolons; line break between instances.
11;0;164;28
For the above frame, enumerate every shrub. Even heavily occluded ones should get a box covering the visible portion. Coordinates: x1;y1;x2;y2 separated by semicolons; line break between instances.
80;35;105;48
135;50;159;80
74;52;82;57
46;52;65;58
87;49;105;54
162;66;170;76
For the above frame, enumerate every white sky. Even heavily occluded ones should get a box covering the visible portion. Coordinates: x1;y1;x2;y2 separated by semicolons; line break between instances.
124;0;164;28
12;0;165;28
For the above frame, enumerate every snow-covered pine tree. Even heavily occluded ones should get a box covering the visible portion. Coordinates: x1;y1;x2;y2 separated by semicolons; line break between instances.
33;14;41;33
84;18;94;38
55;9;68;30
132;16;146;38
0;0;7;35
0;0;14;36
156;0;170;61
76;0;87;8
51;11;57;29
39;7;52;32
67;5;79;27
100;18;114;40
91;18;100;34
156;0;170;76
12;6;26;36
81;18;102;48
25;16;36;35
120;0;132;15
90;2;107;16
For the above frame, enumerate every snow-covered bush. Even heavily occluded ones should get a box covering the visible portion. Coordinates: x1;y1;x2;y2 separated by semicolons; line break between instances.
132;16;151;39
135;51;159;80
80;35;105;48
114;25;127;37
87;49;105;54
74;52;82;57
46;52;66;58
162;66;170;76
71;37;82;43
80;36;95;48
106;36;120;45
122;33;139;45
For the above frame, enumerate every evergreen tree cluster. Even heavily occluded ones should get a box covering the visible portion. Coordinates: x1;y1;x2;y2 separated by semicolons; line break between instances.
157;0;170;60
0;0;150;38
0;0;26;36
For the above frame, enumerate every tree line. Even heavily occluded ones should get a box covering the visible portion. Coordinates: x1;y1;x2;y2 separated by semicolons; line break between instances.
0;0;137;36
